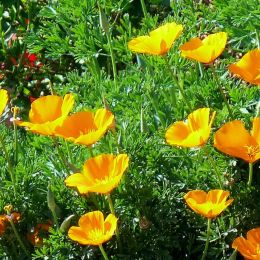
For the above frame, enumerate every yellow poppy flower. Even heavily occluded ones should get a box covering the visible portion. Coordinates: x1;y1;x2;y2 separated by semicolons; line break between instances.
17;94;74;136
229;49;260;85
179;32;227;63
214;118;260;163
232;228;260;260
184;190;233;219
128;22;183;55
165;108;216;148
68;211;118;246
0;89;8;117
65;154;129;194
54;109;115;146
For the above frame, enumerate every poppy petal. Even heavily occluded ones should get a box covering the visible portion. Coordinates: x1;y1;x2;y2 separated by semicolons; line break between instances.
214;120;258;162
0;89;8;117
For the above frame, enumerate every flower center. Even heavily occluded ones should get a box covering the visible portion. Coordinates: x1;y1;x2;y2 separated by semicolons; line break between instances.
89;228;103;240
245;145;260;160
257;243;260;254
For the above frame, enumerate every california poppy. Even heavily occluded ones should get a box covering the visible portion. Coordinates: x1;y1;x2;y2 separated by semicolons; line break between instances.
229;49;260;85
0;216;7;236
27;222;51;246
17;94;74;136
165;108;216;148
0;89;8;117
184;189;233;219
180;32;227;63
214;118;260;163
128;22;183;55
0;212;21;236
54;109;115;146
65;154;129;194
68;211;118;246
6;212;21;223
232;228;260;260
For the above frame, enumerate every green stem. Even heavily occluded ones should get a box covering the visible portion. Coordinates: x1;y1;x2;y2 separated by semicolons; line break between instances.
51;208;59;227
247;163;253;186
198;62;204;78
203;147;223;189
12;108;19;166
0;17;7;55
210;65;233;119
201;218;211;260
106;32;118;91
88;147;94;158
113;130;121;154
255;29;259;49
140;0;148;19
164;57;192;111
9;218;30;258
99;244;109;260
49;80;55;95
255;101;260;117
0;135;16;195
13;123;18;165
107;194;115;215
65;140;72;164
106;194;122;252
53;138;70;173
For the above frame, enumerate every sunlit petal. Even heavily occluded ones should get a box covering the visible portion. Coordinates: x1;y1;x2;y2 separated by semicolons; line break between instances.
128;22;183;55
0;89;8;117
229;49;260;85
180;32;227;63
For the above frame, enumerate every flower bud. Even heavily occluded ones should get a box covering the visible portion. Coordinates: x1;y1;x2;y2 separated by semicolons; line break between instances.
47;185;56;213
99;7;109;33
59;214;74;233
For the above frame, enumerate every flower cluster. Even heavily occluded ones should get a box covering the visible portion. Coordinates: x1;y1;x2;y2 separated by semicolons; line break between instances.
128;22;259;259
16;94;115;146
128;22;260;85
15;92;129;252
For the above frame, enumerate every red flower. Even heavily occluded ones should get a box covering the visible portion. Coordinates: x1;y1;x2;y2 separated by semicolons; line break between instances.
23;52;42;68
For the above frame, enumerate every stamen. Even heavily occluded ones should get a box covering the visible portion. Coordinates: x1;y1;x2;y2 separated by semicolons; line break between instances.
245;145;260;160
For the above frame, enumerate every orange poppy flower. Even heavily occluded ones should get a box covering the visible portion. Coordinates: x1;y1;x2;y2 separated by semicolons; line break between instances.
0;212;21;236
6;212;21;223
214;118;260;163
0;89;8;117
179;32;227;63
17;94;74;136
54;109;115;146
232;228;260;260
27;222;51;246
65;154;129;194
68;211;118;246
128;22;183;55
229;49;260;85
184;189;233;219
0;215;7;235
165;108;216;148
